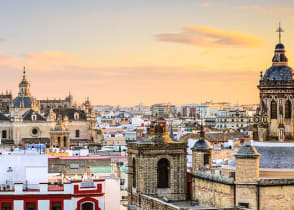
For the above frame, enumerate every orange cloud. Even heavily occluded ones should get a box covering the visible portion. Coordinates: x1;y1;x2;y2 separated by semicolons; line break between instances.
156;25;266;48
237;5;293;15
200;2;210;7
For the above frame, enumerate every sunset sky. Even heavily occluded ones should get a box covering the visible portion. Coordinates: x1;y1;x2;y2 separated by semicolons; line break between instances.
1;0;294;106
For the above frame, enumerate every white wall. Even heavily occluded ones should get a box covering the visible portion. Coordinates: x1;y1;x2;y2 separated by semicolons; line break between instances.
0;154;48;185
38;200;49;210
13;200;23;210
105;178;120;210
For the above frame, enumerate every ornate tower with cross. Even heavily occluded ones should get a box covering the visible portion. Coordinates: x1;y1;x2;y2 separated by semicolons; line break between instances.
254;24;294;141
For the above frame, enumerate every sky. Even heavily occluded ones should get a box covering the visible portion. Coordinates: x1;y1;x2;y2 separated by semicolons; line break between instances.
1;0;294;106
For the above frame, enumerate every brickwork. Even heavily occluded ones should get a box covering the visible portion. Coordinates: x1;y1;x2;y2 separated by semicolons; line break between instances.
128;141;187;206
192;175;234;208
235;158;259;183
259;185;294;210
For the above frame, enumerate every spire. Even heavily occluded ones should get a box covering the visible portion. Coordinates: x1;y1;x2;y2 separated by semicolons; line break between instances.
23;66;26;80
200;124;205;139
169;121;174;140
276;22;284;43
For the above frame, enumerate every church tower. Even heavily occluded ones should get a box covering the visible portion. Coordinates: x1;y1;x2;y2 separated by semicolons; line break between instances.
127;119;187;207
18;67;31;97
254;24;294;141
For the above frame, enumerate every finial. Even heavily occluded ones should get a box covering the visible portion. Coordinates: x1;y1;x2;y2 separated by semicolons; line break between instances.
23;66;26;74
276;22;284;43
260;71;263;79
200;124;205;139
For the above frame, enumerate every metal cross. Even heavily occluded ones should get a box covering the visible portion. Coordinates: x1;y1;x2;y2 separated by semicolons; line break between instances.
276;22;284;43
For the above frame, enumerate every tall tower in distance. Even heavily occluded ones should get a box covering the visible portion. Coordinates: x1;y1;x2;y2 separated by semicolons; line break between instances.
18;67;31;97
254;23;294;142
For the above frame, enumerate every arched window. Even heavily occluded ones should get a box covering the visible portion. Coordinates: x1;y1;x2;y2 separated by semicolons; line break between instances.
75;130;80;138
157;158;170;188
81;202;94;210
285;100;292;119
2;130;7;139
271;100;277;119
132;158;136;188
64;136;67;147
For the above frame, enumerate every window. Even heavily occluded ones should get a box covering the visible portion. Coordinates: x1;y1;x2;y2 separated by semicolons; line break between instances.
204;154;210;165
271;100;277;119
81;202;93;210
25;202;36;210
2;130;7;139
31;115;37;121
132;158;136;188
285;100;292;119
64;136;67;147
74;112;79;120
238;203;249;208
51;201;62;210
32;128;39;136
75;130;80;138
157;158;170;188
2;202;12;210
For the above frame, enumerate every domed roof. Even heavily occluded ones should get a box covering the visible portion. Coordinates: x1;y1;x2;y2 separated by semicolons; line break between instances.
275;43;285;50
234;143;260;158
262;42;293;81
191;125;212;150
13;96;33;108
191;139;212;150
263;65;293;81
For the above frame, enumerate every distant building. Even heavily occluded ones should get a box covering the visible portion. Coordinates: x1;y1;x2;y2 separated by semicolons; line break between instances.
39;93;73;113
0;70;99;147
151;103;177;118
181;104;208;119
0;92;12;114
215;109;253;130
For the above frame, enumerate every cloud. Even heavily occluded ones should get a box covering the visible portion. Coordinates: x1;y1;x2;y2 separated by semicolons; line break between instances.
155;25;265;48
200;2;210;7
237;5;293;16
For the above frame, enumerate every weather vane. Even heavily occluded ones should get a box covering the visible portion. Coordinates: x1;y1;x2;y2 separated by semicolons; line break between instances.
276;22;284;43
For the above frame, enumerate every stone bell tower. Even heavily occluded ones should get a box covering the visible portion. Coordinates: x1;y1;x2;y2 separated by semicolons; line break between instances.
127;119;187;207
254;24;294;141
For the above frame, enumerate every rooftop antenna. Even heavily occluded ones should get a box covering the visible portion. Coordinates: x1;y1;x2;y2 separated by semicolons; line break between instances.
276;22;284;43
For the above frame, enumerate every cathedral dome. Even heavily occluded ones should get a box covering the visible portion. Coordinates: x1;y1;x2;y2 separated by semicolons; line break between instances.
13;96;33;108
262;42;293;81
263;65;293;81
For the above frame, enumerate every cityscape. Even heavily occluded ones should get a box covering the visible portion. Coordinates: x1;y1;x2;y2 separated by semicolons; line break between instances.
0;1;294;210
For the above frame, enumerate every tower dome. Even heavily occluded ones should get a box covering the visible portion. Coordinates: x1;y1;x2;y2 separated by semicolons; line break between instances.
262;43;292;81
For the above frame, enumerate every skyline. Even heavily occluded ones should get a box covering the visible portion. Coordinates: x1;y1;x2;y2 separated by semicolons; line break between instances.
1;1;294;106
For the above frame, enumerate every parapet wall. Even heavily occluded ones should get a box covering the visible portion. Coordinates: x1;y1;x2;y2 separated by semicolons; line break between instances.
193;171;235;208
